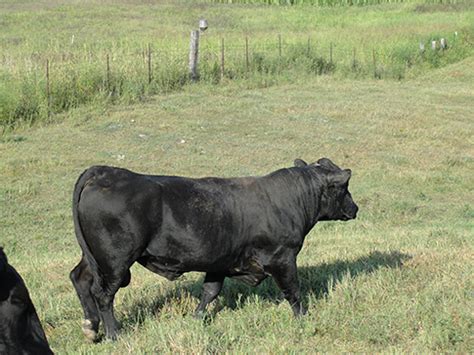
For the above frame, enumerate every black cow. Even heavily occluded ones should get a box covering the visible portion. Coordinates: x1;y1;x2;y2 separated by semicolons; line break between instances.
0;248;53;354
70;158;358;341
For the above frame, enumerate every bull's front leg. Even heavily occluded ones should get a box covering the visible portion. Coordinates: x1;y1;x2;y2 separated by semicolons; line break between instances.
268;256;307;317
194;273;225;318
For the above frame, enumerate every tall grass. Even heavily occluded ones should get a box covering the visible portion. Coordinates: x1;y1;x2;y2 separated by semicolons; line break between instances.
1;29;472;131
0;50;189;129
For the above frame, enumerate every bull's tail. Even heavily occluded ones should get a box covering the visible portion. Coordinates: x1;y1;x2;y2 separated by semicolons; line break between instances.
72;167;100;277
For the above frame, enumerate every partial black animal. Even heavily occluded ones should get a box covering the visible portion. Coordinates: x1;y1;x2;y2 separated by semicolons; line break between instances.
70;158;358;341
0;248;53;354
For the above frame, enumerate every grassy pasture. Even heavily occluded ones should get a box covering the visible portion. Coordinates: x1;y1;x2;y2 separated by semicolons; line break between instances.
1;56;473;352
1;0;473;353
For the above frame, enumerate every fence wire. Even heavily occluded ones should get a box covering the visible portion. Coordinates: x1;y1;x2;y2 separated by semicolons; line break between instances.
0;34;458;128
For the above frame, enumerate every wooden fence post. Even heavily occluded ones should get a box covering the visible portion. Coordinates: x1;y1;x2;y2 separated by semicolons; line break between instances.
147;43;152;84
220;38;225;80
330;42;333;65
278;34;282;57
189;30;200;81
372;49;378;79
245;36;249;71
46;59;51;118
106;53;110;92
352;47;356;70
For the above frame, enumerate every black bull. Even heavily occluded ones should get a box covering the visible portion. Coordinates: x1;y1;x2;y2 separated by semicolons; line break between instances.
70;158;358;341
0;248;53;354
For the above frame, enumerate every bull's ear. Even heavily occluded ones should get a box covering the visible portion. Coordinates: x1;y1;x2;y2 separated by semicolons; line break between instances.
317;158;340;171
294;159;308;167
330;169;351;186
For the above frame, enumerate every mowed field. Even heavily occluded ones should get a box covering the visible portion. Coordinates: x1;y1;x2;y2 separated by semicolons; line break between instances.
1;0;474;353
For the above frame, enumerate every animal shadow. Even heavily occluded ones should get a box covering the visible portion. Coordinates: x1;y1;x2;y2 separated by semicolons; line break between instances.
299;250;411;298
121;250;411;327
219;250;411;312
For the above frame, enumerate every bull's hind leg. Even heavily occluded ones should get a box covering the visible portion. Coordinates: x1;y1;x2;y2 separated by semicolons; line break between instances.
91;285;119;340
70;256;100;342
90;267;131;341
194;273;225;318
71;256;132;341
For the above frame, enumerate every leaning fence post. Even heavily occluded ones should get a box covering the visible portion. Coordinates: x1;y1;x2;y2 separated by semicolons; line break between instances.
220;38;225;80
189;30;200;81
46;59;51;118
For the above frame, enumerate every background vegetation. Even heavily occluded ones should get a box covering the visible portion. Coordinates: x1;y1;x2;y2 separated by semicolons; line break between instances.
1;0;473;353
206;0;463;5
1;0;473;129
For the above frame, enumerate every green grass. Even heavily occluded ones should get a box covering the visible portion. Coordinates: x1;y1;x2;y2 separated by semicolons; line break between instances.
1;0;473;129
1;0;473;352
1;54;473;352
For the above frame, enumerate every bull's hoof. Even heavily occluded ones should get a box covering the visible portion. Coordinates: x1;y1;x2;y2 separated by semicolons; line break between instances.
82;319;98;343
293;306;307;318
193;310;206;320
105;331;118;342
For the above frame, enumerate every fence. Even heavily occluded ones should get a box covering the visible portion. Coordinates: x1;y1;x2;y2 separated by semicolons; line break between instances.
0;33;461;129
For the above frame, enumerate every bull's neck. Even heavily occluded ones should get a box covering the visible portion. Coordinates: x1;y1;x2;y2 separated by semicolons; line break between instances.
263;168;323;236
298;168;324;233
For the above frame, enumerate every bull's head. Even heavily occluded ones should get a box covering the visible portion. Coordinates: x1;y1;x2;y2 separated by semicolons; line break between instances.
294;158;359;222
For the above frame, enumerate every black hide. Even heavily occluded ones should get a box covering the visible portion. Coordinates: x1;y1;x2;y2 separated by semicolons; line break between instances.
0;248;53;355
70;158;358;341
